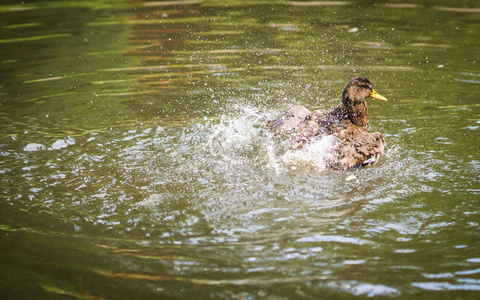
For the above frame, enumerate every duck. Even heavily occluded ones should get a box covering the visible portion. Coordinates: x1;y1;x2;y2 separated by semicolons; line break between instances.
270;76;388;170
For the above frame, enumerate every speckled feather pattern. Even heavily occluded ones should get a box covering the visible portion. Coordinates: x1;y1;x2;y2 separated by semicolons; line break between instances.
271;77;386;170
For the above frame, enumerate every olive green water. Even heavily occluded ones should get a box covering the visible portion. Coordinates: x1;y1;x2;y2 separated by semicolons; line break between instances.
1;0;479;299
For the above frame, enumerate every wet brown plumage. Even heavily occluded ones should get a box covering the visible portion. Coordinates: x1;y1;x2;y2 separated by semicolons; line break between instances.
271;77;388;170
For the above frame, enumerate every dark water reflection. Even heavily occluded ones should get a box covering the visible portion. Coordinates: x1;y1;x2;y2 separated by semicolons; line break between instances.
1;0;479;299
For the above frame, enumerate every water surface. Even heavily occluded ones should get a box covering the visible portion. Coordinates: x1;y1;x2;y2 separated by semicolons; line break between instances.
1;0;479;299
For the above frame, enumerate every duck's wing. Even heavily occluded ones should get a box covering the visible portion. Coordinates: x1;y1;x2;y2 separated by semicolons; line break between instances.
331;132;385;169
295;109;329;142
354;132;385;165
270;105;311;135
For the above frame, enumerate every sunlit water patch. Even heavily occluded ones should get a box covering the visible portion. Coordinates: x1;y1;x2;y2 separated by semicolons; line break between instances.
92;105;447;238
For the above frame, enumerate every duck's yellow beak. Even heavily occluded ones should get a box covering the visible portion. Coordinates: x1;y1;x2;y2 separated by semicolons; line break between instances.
370;90;388;101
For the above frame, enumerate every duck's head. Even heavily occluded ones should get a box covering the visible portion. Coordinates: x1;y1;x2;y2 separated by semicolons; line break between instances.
342;76;388;106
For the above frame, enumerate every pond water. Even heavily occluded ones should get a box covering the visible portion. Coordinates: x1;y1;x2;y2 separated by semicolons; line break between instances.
1;0;479;299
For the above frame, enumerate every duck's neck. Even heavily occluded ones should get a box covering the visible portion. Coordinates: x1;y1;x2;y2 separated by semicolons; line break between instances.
343;97;369;130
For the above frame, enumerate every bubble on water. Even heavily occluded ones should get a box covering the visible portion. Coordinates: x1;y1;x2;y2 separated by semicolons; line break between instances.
49;137;75;150
23;143;46;152
135;194;165;207
345;174;357;182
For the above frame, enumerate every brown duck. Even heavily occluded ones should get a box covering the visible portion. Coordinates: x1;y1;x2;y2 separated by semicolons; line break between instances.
271;76;388;170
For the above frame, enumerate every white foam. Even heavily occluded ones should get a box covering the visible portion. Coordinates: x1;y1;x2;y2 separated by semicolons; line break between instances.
281;135;338;172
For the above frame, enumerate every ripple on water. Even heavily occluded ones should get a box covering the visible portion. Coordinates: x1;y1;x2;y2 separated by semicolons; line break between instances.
106;104;445;237
2;100;470;299
3;102;446;241
412;282;480;292
326;281;399;297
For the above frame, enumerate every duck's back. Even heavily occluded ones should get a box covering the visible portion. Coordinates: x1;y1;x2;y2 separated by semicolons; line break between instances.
270;105;311;135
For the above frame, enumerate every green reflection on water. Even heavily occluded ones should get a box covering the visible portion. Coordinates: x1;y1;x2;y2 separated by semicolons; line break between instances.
0;33;71;44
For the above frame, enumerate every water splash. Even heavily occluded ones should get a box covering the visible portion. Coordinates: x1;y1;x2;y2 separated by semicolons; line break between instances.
204;104;340;173
281;135;338;172
105;105;440;236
